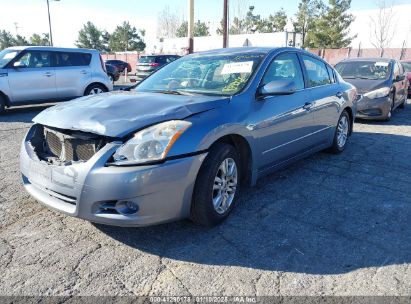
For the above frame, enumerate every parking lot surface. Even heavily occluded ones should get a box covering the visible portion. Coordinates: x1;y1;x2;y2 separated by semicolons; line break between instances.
0;101;410;296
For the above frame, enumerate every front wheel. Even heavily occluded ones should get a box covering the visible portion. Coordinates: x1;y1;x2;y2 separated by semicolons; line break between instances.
191;143;241;227
328;110;351;154
0;95;5;115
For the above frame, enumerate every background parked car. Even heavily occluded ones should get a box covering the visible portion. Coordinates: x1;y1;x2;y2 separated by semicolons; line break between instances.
335;58;407;120
0;46;113;114
104;59;131;73
105;63;120;82
401;59;411;97
136;55;180;80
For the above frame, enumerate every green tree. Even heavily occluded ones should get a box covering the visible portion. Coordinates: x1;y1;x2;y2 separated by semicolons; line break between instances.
75;22;105;50
293;0;324;47
109;21;145;52
308;0;355;48
244;6;262;33
176;20;210;38
259;9;288;33
14;35;28;46
0;30;15;49
29;33;50;46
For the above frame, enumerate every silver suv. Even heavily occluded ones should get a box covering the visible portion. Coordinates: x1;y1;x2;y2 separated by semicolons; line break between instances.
0;46;113;113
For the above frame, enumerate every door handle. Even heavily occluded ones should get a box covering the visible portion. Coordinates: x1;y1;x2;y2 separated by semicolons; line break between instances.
336;91;343;98
80;70;88;74
43;72;53;77
303;102;313;110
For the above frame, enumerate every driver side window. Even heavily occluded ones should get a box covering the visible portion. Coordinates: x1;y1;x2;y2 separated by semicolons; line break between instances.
262;53;305;90
17;51;51;68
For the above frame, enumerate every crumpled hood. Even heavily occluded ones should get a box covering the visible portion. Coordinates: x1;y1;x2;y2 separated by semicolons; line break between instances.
342;78;389;94
33;91;229;137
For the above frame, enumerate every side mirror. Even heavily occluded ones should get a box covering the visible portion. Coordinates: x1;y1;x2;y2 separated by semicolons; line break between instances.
258;80;297;97
395;74;405;82
13;61;27;68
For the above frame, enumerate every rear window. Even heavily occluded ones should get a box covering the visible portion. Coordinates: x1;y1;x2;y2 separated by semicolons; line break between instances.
55;52;92;67
138;56;156;63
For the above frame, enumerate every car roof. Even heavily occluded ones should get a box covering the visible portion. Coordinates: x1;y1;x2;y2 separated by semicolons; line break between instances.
5;46;98;53
339;57;394;63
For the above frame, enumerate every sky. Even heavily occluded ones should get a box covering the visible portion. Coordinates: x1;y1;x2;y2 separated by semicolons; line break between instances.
1;0;410;48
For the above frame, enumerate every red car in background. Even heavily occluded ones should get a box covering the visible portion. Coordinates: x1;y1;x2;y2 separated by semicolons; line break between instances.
401;60;411;97
105;59;132;73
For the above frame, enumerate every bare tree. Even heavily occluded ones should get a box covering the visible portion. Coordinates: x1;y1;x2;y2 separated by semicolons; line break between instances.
157;6;181;39
369;0;397;57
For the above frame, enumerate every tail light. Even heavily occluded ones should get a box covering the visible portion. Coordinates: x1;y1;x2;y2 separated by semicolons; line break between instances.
99;54;107;73
149;63;160;67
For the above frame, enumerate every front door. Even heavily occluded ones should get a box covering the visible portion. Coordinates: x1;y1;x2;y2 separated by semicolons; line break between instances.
250;52;316;171
7;50;56;103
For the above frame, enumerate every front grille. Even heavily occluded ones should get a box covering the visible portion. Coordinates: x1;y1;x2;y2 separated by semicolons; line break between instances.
46;131;62;157
43;128;100;162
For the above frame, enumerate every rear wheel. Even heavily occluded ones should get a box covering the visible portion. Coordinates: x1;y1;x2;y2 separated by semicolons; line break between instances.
328;110;350;154
191;143;241;227
84;84;108;96
0;95;6;115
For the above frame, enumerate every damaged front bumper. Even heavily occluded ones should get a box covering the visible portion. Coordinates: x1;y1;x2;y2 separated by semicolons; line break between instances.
355;95;391;120
20;125;206;227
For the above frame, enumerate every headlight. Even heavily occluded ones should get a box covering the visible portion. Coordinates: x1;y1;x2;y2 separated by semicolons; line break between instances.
111;120;191;165
364;87;390;99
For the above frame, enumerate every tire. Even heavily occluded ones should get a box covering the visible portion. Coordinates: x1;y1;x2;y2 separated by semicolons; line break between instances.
191;143;241;227
399;95;406;109
328;110;351;154
84;84;108;96
0;95;5;115
385;94;395;121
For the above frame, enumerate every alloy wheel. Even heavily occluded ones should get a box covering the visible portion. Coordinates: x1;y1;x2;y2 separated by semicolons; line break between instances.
337;115;349;148
89;88;104;95
212;158;238;214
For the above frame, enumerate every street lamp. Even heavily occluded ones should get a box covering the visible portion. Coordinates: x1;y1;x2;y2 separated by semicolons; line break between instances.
46;0;60;46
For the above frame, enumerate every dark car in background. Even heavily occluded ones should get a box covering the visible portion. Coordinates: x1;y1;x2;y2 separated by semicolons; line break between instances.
335;58;407;120
105;59;131;73
401;60;411;97
136;55;180;80
105;63;120;82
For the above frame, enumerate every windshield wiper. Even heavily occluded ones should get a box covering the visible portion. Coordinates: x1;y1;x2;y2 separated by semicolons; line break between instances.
149;90;195;96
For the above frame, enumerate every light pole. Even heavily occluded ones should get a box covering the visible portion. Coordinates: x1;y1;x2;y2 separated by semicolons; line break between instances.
46;0;60;46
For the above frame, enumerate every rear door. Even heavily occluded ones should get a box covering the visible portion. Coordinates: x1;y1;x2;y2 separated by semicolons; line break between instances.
393;61;406;104
54;52;92;99
7;50;56;103
300;54;340;146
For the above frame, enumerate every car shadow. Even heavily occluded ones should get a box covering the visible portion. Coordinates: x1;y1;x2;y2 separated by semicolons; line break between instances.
96;130;411;275
0;104;54;123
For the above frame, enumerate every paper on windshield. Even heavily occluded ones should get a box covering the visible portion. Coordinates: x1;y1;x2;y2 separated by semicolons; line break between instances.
3;52;18;59
221;61;254;75
375;62;389;67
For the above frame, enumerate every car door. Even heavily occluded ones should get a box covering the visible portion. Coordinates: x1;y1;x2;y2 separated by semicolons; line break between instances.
250;52;316;170
54;51;92;99
7;50;56;103
300;54;340;145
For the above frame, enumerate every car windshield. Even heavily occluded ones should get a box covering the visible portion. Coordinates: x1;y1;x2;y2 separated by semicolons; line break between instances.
402;62;411;72
0;49;21;68
335;61;391;80
135;52;265;96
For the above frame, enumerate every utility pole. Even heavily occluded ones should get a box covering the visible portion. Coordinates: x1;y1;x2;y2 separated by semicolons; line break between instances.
188;0;194;54
46;0;60;46
223;0;228;48
13;22;19;36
